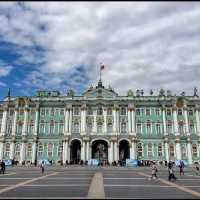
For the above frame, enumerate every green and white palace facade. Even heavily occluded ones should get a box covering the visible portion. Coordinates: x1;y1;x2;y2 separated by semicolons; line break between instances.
0;80;200;165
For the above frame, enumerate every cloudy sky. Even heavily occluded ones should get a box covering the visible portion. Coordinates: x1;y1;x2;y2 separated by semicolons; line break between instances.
0;2;200;99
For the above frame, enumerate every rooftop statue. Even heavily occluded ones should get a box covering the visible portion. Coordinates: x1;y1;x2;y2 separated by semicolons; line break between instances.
150;89;153;96
136;89;140;96
67;89;75;97
194;87;198;97
166;90;172;96
181;91;185;96
140;89;144;96
127;89;134;97
159;88;165;97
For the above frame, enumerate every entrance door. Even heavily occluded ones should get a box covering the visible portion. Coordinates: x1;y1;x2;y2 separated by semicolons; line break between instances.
119;140;130;162
70;140;81;164
92;140;108;164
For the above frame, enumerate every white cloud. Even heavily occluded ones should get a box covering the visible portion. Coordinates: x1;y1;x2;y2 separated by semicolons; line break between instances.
0;2;200;96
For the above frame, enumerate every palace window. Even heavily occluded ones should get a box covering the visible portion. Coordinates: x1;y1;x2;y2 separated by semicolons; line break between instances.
97;107;103;115
47;143;53;158
181;144;187;158
59;120;64;134
50;108;54;116
38;143;44;158
49;120;54;135
136;121;142;134
178;121;185;135
58;143;63;158
167;109;172;116
6;120;12;135
136;108;140;116
73;122;80;133
17;122;23;135
40;121;45;134
4;143;10;158
26;143;32;158
121;122;127;133
140;108;145;115
41;109;45;116
60;109;64;116
97;122;103;133
189;109;194;116
167;121;173;134
155;108;160;116
45;109;49;116
169;144;174;157
189;121;195;134
87;122;93;133
107;108;112;116
192;144;198;158
137;143;143;157
9;109;14;117
146;108;150;116
146;120;151;134
120;107;126;115
74;107;80;115
158;143;163;157
28;121;34;135
107;123;113;133
15;143;21;159
147;143;153;157
178;109;183;116
87;108;93;115
156;122;161;135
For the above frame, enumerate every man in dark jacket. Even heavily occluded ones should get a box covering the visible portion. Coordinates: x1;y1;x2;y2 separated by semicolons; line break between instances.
1;160;6;174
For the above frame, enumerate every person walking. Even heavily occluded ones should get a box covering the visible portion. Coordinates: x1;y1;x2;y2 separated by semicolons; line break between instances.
179;160;185;176
1;160;6;174
40;161;45;174
168;161;177;181
149;161;158;180
195;163;200;176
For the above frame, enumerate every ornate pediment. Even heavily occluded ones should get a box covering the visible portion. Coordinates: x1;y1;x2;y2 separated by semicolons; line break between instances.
83;80;118;99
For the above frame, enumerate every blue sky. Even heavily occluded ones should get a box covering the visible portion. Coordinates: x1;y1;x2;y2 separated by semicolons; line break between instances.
0;2;200;100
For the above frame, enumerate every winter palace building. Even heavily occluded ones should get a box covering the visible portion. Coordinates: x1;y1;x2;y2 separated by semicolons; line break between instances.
0;80;200;165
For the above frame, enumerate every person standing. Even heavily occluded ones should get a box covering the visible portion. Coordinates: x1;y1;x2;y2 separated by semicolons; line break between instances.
179;160;185;176
168;161;177;181
150;162;158;180
40;161;45;173
1;160;6;174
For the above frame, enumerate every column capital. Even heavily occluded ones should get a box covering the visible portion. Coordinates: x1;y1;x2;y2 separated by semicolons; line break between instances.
186;137;192;144
128;107;135;111
175;137;180;143
33;136;38;143
110;137;117;142
83;136;90;141
62;136;69;142
164;137;169;143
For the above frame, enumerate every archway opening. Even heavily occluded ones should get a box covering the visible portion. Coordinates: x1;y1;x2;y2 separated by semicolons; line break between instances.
119;140;130;161
92;140;108;164
70;140;81;164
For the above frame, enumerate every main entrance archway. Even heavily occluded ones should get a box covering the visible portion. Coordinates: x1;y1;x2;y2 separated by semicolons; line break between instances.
70;139;81;164
92;140;108;164
119;140;130;161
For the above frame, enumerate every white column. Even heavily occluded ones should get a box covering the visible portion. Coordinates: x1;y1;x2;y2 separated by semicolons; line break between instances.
86;141;89;161
195;108;200;135
114;141;118;161
173;108;179;135
10;142;15;160
175;141;181;160
93;113;97;133
128;109;132;134
62;141;66;164
162;108;167;135
68;109;72;134
103;108;107;134
81;141;86;161
130;141;136;159
65;141;69;162
0;142;4;160
34;108;39;135
187;141;193;164
22;108;29;136
116;109;120;134
64;108;69;134
164;141;169;162
108;141;113;163
31;142;36;164
184;108;189;135
132;109;136;135
81;108;86;135
12;109;18;136
88;143;92;160
113;108;116;134
20;142;26;164
0;107;8;135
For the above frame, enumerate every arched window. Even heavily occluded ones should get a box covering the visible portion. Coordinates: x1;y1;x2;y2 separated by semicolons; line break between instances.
107;108;112;116
58;143;63;157
17;121;23;135
120;107;126;115
28;120;34;135
107;123;113;133
188;109;193;116
178;109;183;116
6;120;12;135
167;109;172;116
136;120;142;134
74;107;80;115
87;108;93;115
48;143;53;158
97;122;103;133
155;108;160;116
147;143;153;157
60;109;64;116
137;143;143;157
86;122;93;133
40;120;45;134
4;143;10;158
121;122;127;134
51;108;54;116
178;121;185;135
192;144;198;158
73;122;80;133
59;120;64;134
38;143;44;158
181;144;187;158
146;120;151;134
189;120;195;134
158;143;163;157
26;143;32;158
97;107;103;115
146;108;150;116
169;143;174;158
15;143;21;159
136;108;140;116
